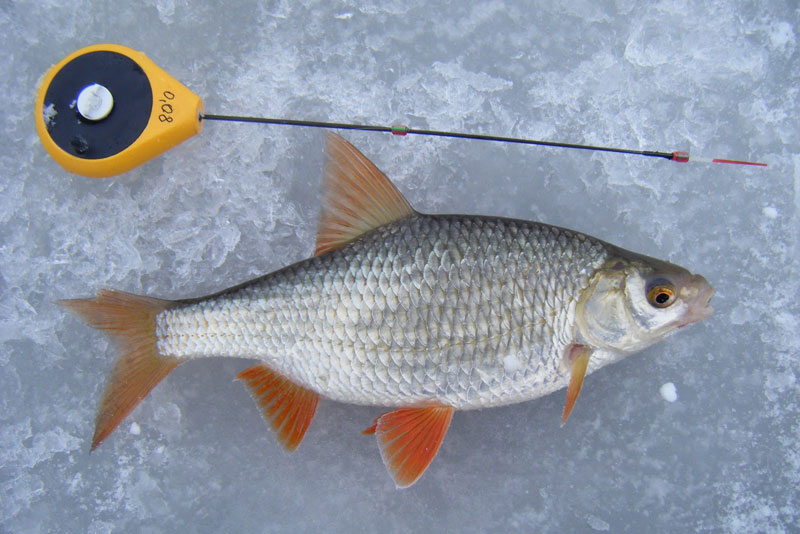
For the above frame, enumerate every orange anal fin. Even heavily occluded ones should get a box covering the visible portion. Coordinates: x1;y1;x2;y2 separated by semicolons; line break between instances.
362;417;379;435
561;344;592;426
370;405;454;488
236;365;319;452
59;290;179;450
314;133;415;256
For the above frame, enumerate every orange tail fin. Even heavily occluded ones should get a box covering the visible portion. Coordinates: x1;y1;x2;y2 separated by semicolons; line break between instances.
59;290;181;450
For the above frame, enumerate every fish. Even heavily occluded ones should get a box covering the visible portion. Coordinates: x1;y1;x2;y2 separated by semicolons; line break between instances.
61;133;714;488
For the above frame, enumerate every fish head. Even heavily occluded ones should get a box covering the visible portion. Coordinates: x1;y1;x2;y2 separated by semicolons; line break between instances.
576;247;713;354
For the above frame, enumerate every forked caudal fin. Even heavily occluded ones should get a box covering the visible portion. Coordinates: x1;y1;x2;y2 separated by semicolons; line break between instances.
59;290;180;450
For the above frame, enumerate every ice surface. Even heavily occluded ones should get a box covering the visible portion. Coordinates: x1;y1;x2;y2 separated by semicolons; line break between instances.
2;0;799;532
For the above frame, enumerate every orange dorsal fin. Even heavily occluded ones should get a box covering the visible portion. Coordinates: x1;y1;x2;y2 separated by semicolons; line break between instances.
365;405;454;488
561;344;592;425
236;365;319;452
59;290;180;450
314;133;415;256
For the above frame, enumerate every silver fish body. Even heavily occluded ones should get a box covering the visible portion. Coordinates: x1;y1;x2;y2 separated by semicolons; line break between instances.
158;214;610;409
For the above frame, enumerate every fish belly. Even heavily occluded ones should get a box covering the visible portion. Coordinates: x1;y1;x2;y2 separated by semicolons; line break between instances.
156;214;609;409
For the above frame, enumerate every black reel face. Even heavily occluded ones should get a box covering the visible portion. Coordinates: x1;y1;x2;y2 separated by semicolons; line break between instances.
42;51;153;160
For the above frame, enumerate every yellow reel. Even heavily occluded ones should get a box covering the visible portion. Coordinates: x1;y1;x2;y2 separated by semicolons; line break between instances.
35;44;203;178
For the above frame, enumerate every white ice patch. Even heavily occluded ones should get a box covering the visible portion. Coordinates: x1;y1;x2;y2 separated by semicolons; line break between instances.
432;61;513;93
766;21;796;52
586;514;611;531
762;206;778;219
147;0;176;24
660;382;678;403
42;103;57;126
129;422;141;436
730;303;759;326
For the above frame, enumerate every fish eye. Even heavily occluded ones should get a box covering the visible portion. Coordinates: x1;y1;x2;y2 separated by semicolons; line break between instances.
646;279;677;308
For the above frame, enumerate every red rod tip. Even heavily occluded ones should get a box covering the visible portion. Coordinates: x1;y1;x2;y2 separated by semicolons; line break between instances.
712;158;767;167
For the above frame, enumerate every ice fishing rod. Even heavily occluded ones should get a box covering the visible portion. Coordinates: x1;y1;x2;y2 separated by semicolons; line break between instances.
35;44;767;178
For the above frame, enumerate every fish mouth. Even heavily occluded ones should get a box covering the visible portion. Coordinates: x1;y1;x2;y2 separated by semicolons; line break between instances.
679;276;714;327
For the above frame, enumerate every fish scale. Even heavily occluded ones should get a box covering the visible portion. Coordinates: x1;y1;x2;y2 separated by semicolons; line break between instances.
156;214;609;408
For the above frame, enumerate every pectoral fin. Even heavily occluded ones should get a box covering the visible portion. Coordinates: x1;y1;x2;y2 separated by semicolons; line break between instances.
561;344;592;426
237;365;319;452
364;405;454;488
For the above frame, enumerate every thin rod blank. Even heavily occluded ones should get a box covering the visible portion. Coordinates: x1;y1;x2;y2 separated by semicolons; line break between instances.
200;113;676;161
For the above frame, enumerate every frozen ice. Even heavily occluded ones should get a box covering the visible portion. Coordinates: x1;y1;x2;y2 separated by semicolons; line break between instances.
763;205;778;219
659;382;677;403
586;514;611;531
2;0;799;532
42;103;57;127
